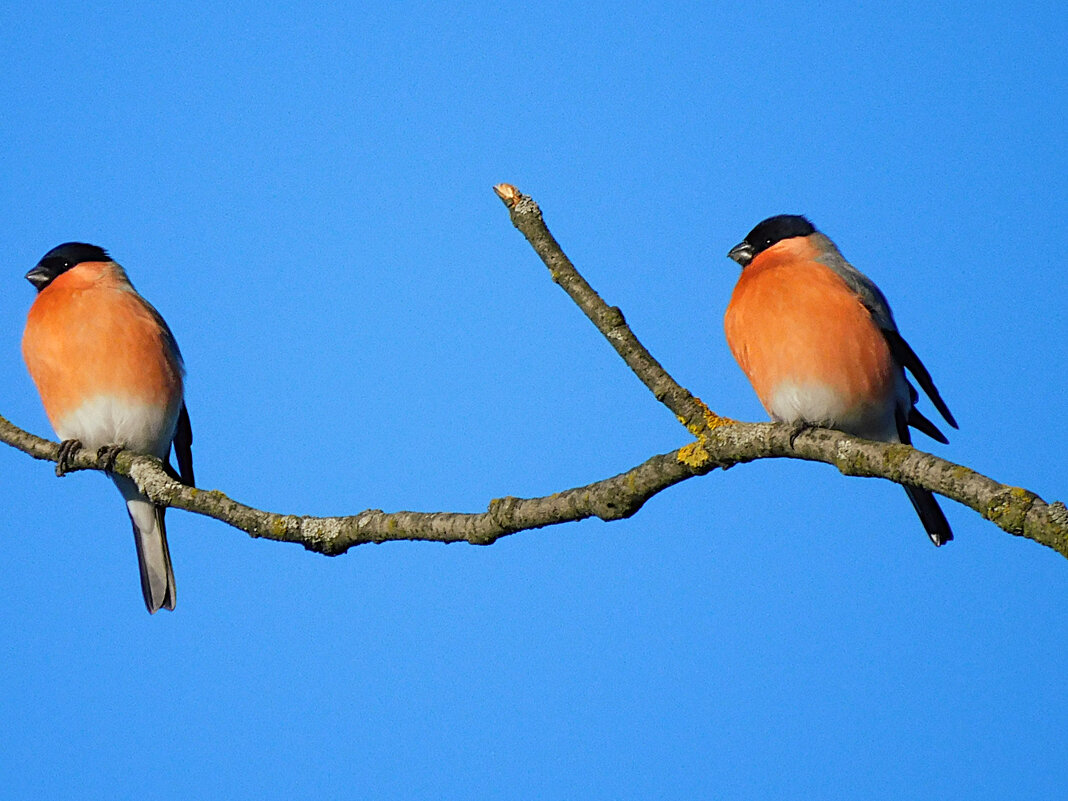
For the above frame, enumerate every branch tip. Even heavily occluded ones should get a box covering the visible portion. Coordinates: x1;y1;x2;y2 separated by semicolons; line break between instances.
493;183;521;207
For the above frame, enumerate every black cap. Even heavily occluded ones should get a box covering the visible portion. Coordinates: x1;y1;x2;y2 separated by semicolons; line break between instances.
728;215;815;267
26;242;111;291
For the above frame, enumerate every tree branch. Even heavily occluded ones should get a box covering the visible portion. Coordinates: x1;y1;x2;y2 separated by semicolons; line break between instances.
488;184;721;439
1;411;711;552
2;185;1064;560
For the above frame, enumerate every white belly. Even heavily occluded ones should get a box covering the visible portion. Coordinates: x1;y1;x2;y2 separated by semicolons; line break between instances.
54;394;178;458
767;379;901;442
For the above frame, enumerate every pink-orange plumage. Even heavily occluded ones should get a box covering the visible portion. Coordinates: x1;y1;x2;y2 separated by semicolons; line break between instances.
22;243;193;612
725;216;957;545
23;260;184;432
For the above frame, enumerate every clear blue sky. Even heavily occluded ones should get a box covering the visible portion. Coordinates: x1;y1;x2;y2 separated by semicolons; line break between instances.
1;2;1065;798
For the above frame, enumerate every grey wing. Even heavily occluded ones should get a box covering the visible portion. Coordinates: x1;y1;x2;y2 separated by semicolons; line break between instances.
810;233;898;331
813;233;957;433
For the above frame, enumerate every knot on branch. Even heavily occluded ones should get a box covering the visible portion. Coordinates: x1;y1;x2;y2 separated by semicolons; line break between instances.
298;517;350;554
589;488;644;522
601;305;626;329
985;486;1041;535
487;496;521;540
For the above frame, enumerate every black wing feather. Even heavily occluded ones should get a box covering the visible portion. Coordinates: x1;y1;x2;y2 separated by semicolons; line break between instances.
907;407;949;445
882;328;958;430
173;402;195;487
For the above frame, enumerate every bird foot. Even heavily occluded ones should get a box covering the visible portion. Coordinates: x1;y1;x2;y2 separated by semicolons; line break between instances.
97;444;126;477
55;439;83;477
788;421;818;448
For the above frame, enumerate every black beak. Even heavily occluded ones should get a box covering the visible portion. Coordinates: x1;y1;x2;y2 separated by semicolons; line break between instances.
25;264;53;290
727;241;754;267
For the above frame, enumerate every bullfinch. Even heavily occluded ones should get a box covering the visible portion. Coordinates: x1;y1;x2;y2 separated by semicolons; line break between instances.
724;215;957;545
22;243;194;612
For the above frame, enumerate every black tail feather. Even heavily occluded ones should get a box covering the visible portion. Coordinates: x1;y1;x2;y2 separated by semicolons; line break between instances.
903;484;953;546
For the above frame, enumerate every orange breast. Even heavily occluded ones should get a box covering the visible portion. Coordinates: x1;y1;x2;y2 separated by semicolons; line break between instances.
724;242;895;419
22;262;183;431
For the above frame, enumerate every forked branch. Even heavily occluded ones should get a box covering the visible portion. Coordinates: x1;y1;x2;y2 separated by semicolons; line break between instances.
2;185;1064;559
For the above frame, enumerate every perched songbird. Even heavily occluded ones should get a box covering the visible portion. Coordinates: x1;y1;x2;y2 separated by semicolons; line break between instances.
22;243;194;611
724;216;957;545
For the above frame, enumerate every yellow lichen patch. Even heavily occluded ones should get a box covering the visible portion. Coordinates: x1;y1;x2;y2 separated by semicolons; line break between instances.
678;440;710;468
687;396;735;439
676;397;734;468
1010;486;1035;501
